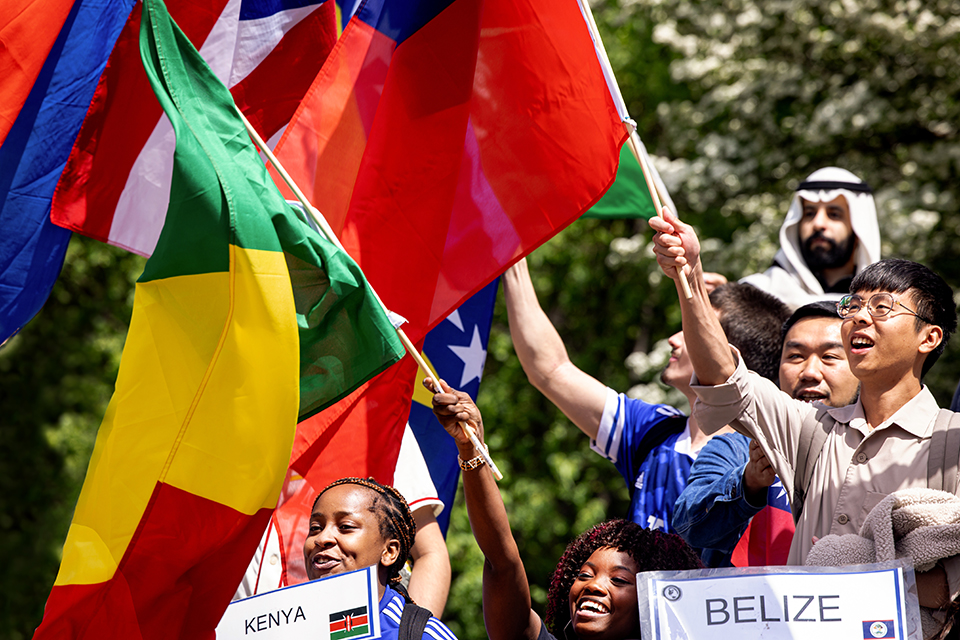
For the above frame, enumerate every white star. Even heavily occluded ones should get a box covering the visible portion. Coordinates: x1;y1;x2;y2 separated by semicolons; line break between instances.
446;309;464;332
773;478;787;501
448;325;486;387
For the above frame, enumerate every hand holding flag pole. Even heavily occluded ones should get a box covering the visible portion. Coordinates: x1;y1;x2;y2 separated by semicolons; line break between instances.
575;0;693;299
236;107;503;480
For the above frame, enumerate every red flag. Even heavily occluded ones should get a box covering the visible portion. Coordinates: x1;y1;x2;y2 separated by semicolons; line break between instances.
0;0;75;149
266;0;625;584
50;0;337;256
274;359;418;587
273;0;625;346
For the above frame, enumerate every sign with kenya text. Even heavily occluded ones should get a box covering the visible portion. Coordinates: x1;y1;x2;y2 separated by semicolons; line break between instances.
637;561;922;640
217;565;381;640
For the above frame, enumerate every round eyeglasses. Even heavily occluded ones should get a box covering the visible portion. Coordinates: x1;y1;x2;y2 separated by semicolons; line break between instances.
836;292;934;324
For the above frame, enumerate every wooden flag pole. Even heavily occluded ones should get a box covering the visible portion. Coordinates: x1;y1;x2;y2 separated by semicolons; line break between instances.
574;0;692;299
623;127;693;298
236;108;503;480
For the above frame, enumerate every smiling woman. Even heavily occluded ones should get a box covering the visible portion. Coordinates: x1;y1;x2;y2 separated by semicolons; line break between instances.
427;378;704;640
546;521;702;640
304;478;459;640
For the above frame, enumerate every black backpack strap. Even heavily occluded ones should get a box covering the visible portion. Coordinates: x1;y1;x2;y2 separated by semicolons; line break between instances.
792;407;832;525
627;414;688;489
928;409;960;494
399;601;433;640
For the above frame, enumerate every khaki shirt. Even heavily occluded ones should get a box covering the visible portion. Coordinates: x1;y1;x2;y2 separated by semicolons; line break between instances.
691;355;960;599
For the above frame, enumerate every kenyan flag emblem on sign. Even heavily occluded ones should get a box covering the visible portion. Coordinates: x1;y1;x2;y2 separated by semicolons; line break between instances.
330;606;370;640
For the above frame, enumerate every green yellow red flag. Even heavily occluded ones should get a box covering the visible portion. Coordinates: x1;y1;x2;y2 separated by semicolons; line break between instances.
33;0;403;636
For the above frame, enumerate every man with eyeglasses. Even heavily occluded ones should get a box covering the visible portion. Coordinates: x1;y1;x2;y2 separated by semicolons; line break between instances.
650;210;959;611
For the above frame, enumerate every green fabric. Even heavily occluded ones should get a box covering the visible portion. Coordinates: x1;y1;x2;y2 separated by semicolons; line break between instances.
583;144;657;220
138;0;405;418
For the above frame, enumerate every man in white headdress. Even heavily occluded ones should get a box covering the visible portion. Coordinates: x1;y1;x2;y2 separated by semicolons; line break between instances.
740;167;881;309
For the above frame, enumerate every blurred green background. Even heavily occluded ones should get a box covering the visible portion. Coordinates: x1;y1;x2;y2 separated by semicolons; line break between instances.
4;0;960;637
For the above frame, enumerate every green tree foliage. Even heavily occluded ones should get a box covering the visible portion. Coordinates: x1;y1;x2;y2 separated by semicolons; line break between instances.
0;238;144;638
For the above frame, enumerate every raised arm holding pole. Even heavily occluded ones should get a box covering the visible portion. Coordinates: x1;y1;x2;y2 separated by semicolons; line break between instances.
236;107;503;480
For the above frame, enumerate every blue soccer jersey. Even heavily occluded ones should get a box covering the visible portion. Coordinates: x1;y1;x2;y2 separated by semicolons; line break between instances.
590;389;694;532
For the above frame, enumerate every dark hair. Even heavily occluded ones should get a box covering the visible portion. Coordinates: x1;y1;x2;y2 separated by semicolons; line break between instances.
850;259;957;378
710;283;792;382
780;300;842;345
544;520;703;635
313;477;417;587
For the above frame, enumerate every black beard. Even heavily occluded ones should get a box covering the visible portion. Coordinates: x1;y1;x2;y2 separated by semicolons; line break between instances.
800;231;855;271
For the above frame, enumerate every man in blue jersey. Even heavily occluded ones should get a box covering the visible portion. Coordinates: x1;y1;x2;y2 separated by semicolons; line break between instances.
503;258;789;532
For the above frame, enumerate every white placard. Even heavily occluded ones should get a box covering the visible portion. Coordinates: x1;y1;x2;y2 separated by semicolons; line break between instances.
638;561;921;640
217;565;381;640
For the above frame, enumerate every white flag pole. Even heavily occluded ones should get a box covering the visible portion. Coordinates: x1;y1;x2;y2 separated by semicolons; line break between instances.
574;0;693;299
237;107;503;480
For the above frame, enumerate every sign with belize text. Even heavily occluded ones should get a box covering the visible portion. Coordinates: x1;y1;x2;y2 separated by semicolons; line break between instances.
217;565;381;640
638;562;921;640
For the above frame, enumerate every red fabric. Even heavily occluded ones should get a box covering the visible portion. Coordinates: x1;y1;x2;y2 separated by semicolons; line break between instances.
269;0;623;589
0;0;75;149
49;0;228;246
35;484;272;640
731;505;796;567
277;358;416;586
273;0;625;345
49;0;337;254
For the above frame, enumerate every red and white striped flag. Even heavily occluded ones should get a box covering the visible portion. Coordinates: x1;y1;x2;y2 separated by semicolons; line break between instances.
50;0;337;256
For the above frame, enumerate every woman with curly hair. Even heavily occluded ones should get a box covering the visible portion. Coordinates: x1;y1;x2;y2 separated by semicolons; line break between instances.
429;378;703;640
304;477;459;640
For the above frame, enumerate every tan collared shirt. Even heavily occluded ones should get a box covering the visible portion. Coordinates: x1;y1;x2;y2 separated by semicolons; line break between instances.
691;354;960;600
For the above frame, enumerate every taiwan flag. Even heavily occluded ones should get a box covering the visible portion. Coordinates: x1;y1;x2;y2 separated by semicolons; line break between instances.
272;0;626;346
731;476;795;567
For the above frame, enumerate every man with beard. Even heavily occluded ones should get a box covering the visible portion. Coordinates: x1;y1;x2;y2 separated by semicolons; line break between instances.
673;301;861;567
741;167;881;309
503;259;788;533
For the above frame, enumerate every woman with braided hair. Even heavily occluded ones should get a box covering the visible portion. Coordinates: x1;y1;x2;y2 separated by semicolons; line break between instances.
304;477;458;640
428;378;703;640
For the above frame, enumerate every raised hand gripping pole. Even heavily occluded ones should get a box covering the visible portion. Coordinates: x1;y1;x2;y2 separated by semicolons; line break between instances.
236;108;503;480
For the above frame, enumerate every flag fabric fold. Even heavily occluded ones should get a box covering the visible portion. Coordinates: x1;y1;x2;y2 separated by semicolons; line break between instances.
34;0;402;635
273;0;627;347
273;0;627;487
583;141;677;220
50;0;337;259
268;279;497;588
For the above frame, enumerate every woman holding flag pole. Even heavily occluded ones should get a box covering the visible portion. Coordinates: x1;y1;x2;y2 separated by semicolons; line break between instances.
427;377;703;640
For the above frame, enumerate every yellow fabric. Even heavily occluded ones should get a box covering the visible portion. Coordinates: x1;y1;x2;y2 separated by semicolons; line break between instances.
55;246;298;586
410;352;438;407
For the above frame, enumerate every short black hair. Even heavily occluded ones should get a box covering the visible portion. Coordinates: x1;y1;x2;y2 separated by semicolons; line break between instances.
710;283;792;381
850;259;957;378
544;520;702;635
780;300;842;346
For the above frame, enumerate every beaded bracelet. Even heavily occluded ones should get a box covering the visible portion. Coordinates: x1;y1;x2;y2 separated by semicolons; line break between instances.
458;444;489;471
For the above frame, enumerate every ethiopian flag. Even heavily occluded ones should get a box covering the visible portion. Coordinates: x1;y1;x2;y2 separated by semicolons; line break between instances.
33;0;403;637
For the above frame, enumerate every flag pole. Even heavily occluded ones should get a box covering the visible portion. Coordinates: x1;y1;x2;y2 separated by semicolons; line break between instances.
236;108;503;480
575;0;693;299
